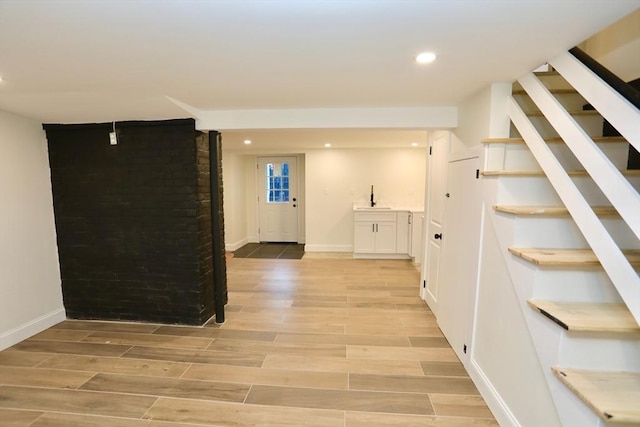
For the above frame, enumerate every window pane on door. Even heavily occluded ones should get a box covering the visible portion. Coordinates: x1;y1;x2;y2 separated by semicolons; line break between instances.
266;162;290;203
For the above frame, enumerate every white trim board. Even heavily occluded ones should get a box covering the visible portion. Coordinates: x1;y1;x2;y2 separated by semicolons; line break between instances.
0;308;66;351
468;357;521;427
225;238;249;252
303;244;352;253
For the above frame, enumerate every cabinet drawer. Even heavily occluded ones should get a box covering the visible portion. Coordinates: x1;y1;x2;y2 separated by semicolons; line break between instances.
353;212;397;222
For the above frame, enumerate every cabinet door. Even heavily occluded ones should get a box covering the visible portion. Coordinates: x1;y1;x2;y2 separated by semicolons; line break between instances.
375;221;397;253
396;212;410;254
354;222;375;253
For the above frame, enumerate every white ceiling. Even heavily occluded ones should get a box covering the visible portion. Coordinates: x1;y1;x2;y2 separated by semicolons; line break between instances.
0;0;637;148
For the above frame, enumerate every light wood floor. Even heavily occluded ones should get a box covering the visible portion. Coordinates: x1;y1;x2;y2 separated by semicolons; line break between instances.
0;257;498;426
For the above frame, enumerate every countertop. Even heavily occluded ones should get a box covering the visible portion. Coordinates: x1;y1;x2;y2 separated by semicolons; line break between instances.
352;203;424;213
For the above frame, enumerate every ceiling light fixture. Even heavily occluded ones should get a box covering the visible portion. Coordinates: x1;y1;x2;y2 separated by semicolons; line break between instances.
415;52;437;64
411;142;419;147
244;140;252;145
324;143;331;148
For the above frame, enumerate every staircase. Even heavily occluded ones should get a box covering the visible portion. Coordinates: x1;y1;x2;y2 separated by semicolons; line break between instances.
481;51;640;426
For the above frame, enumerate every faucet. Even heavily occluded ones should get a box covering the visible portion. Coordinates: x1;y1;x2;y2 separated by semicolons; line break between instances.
370;185;376;207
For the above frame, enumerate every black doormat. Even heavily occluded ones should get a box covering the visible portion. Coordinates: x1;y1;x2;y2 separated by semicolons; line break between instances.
232;242;304;259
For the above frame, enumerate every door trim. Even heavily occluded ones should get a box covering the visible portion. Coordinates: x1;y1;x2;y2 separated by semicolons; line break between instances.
256;156;300;243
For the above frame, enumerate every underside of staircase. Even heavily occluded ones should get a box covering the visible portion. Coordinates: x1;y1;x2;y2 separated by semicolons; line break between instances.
482;51;640;426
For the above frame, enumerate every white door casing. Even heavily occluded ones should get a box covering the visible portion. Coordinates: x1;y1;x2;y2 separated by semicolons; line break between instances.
257;156;298;242
436;155;482;363
422;132;450;311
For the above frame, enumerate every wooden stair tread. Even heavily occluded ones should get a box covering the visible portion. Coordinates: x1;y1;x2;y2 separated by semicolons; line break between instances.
528;300;640;334
481;136;626;145
494;205;619;217
508;248;640;267
526;109;601;117
482;169;640;177
552;368;640;424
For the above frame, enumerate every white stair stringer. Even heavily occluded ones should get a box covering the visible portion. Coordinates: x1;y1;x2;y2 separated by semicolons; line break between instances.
507;97;640;324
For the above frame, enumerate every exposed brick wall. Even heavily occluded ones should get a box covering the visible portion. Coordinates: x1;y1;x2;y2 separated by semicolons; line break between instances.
45;119;219;325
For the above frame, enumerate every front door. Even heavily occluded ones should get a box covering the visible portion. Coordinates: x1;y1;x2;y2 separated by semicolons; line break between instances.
257;156;298;242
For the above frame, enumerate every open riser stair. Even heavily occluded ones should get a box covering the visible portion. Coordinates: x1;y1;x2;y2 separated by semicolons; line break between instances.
482;50;640;426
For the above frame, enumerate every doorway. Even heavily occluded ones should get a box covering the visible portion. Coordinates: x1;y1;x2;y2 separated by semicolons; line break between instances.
257;156;299;242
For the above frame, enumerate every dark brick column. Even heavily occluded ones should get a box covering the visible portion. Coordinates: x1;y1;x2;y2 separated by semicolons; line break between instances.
45;119;220;325
209;131;228;323
195;131;215;323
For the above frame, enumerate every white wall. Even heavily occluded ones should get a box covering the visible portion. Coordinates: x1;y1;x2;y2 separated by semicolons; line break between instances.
222;151;249;250
305;148;426;252
452;82;512;153
0;110;65;350
580;8;640;82
223;147;426;252
443;85;560;426
473;216;561;427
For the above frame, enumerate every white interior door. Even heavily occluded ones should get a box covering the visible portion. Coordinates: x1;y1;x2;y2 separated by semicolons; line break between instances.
258;156;298;242
437;156;482;362
422;132;450;310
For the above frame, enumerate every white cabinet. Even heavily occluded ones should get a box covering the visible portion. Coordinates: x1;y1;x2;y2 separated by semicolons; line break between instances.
410;211;424;263
353;212;398;256
396;211;410;254
353;221;376;253
353;210;424;259
375;221;397;253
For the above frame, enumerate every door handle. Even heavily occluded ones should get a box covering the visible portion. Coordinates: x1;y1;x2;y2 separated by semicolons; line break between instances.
293;197;297;202
434;233;442;240
293;204;297;207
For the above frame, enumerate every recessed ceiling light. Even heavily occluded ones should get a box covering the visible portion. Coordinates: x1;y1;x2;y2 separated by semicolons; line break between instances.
243;140;252;145
324;143;331;148
416;52;436;64
411;142;419;147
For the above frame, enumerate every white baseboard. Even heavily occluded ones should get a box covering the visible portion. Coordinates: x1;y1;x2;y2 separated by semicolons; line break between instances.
353;253;411;260
225;238;249;252
0;308;66;351
304;244;352;252
468;357;520;427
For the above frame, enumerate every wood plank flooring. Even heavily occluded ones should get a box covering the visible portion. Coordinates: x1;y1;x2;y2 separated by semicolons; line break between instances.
0;257;497;426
